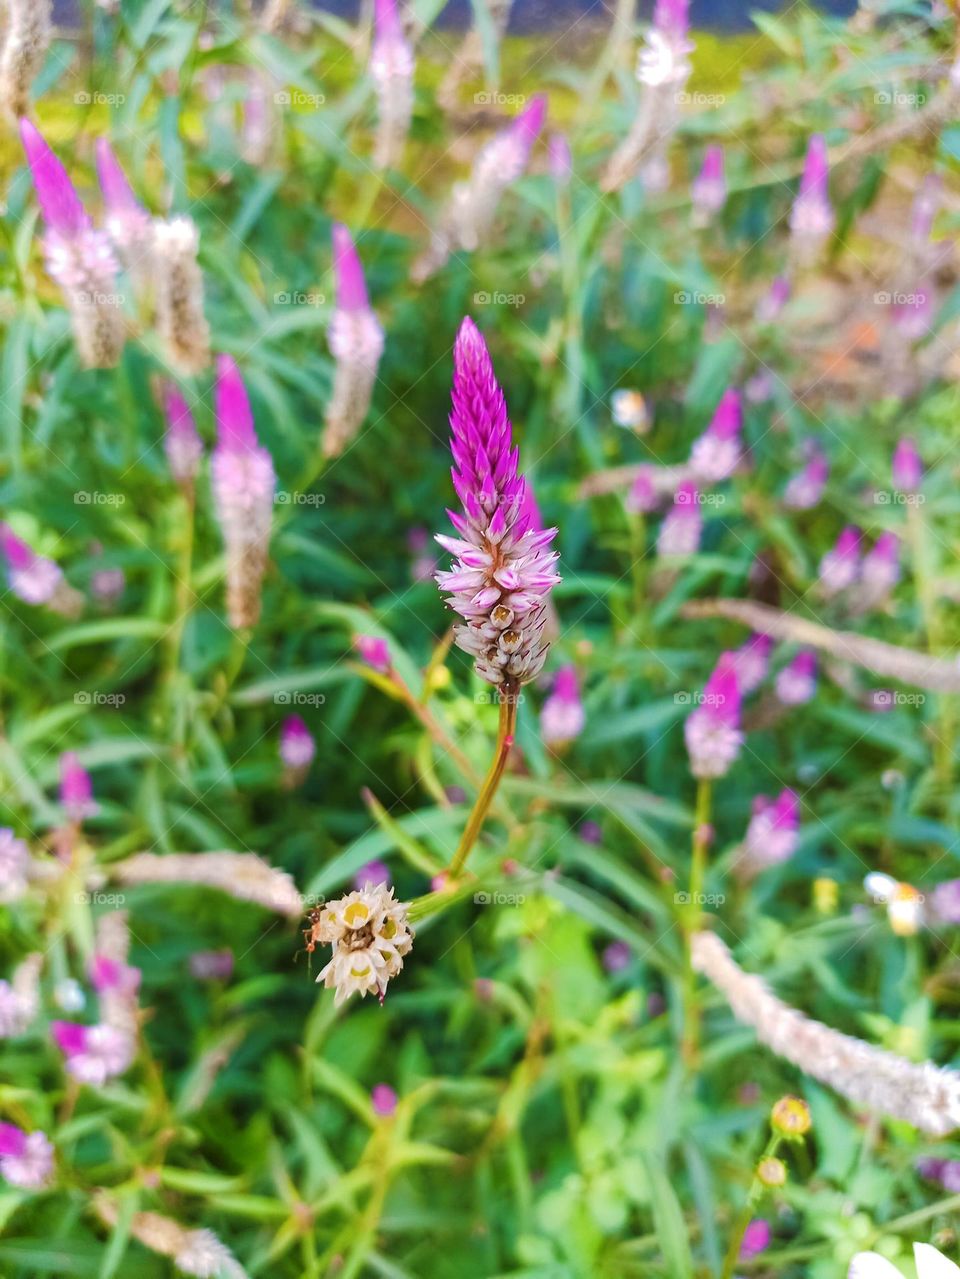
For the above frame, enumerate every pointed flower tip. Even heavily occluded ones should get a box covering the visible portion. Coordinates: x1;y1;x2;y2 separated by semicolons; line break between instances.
710;387;741;437
215;355;257;451
514;94;547;146
374;0;402;38
19;118;88;237
332;223;369;311
95;138;139;212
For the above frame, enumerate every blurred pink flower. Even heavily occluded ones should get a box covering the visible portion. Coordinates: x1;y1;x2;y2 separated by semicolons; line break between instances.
790;133;834;257
60;751;97;823
740;1218;771;1259
737;789;800;877
775;650;817;705
541;665;585;746
818;526;861;596
730;633;772;696
658;483;702;557
95;138;153;268
0;523;64;606
280;715;315;772
858;532;900;611
691;144;726;222
684;653;743;779
783;450;828;509
355;859;391;890
548;132;572;185
324;224;384;457
370;0;414;170
163;386;204;488
355;634;391;673
892;437;923;493
52;1020;133;1085
756;275;790;324
0;1123;53;1189
371;1083;398;1116
689;388;742;483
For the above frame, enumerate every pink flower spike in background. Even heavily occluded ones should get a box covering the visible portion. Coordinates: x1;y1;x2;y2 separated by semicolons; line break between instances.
691;144;726;224
370;0;414;171
737;789;800;878
730;632;773;696
684;653;743;780
1;523;64;606
818;525;861;597
540;665;585;746
210;354;276;630
52;1020;133;1086
371;1083;398;1116
95;138;153;267
657;482;702;557
626;466;659;514
0;1122;53;1189
355;859;391;890
690;387;742;483
324;223;385;457
739;1219;771;1259
784;449;828;509
355;634;391;673
548;132;572;185
60;751;97;823
280;714;315;778
790;133;834;261
892;437;922;493
435;317;560;687
756;274;791;324
857;531;900;611
776;650;818;705
19;119;125;368
163;385;204;489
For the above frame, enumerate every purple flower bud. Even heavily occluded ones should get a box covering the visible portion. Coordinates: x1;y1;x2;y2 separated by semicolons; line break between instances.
892;437;923;493
89;953;140;998
548;132;572;185
325;224;384;457
541;664;585;746
790;133;834;253
859;531;900;610
657;482;702;557
818;525;860;596
355;634;391;673
578;820;602;845
0;523;63;605
654;0;690;40
163;385;203;487
691;144;726;221
929;879;960;926
52;1020;133;1085
59;751;96;823
626;466;660;514
738;788;799;876
690;387;742;482
210;356;275;630
917;1156;960;1193
730;633;773;696
756;275;791;324
684;653;743;779
95;138;152;261
740;1219;771;1260
19;118;88;238
280;715;315;771
371;1083;398;1117
435;318;561;687
332;223;370;312
783;450;828;509
775;650;817;705
603;941;631;973
508;93;548;162
355;859;391;890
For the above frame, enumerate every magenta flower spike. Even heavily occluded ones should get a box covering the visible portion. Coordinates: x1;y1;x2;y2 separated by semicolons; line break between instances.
0;522;63;606
626;466;659;514
51;1020;133;1086
738;788;800;877
653;0;690;40
756;274;791;324
210;355;276;630
818;525;861;596
690;387;742;482
684;652;743;780
892;436;923;493
910;174;941;246
691;144;726;222
603;940;632;973
280;714;315;774
0;1123;53;1189
858;531;900;610
324;223;384;457
541;664;585;746
355;859;391;890
355;634;391;673
790;133;834;256
162;385;203;488
730;632;773;696
60;751;97;823
370;0;414;170
783;450;828;509
95;138;152;264
435;318;561;688
548;132;572;186
509;93;547;163
657;482;702;557
739;1220;771;1261
19;119;124;368
775;649;818;706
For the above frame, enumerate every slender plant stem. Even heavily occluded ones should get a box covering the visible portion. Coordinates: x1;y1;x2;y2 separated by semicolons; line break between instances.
448;681;519;878
908;500;955;801
161;488;196;700
719;1135;782;1279
681;777;713;1065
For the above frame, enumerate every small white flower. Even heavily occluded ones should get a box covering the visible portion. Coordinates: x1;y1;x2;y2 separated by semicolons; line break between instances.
864;872;925;936
636;29;693;86
311;883;413;1007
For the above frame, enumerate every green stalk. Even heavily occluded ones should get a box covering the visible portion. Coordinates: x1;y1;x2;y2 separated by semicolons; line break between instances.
448;680;519;879
719;1135;782;1279
682;777;713;1064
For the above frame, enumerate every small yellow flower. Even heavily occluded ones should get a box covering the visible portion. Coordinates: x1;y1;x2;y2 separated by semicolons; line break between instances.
757;1156;787;1188
771;1095;811;1137
813;877;838;914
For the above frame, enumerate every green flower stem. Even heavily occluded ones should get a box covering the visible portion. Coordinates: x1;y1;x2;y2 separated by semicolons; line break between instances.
719;1134;782;1279
448;681;519;879
907;500;955;800
682;777;713;1065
